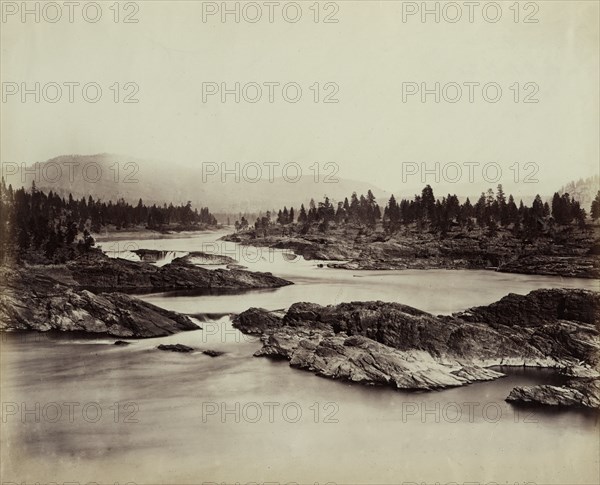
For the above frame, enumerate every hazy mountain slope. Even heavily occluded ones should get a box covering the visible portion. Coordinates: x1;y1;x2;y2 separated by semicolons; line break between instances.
2;154;389;213
558;175;600;208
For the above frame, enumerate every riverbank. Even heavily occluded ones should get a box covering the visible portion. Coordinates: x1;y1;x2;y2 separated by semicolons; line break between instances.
223;223;600;278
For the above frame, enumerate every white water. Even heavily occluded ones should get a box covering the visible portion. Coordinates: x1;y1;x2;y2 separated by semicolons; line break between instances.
2;228;598;484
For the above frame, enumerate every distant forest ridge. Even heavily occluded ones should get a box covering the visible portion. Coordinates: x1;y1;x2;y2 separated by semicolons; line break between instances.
2;154;597;218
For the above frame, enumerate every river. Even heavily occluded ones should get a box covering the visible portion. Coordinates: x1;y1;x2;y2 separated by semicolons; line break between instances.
1;229;598;484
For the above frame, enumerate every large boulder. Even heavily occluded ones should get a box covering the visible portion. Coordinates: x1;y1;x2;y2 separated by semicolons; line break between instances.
0;267;198;338
232;307;285;334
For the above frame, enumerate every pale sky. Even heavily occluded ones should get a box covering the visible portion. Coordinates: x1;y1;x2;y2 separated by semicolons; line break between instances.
1;0;598;197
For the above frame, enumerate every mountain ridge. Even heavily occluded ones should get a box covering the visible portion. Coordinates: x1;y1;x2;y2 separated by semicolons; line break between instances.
2;153;597;215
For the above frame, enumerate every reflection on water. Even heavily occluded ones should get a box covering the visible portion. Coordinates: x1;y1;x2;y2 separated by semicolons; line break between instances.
2;328;598;484
1;229;599;484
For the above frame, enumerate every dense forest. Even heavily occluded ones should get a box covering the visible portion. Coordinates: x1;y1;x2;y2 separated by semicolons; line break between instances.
237;184;600;238
0;179;217;263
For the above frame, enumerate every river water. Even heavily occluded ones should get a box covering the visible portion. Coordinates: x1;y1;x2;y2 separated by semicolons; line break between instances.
1;229;598;484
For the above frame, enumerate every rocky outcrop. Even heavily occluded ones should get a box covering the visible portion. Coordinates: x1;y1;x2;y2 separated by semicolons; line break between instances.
66;251;292;291
203;349;225;357
454;288;599;329
223;233;360;261
155;345;224;356
227;264;248;270
498;255;600;279
157;344;195;352
506;379;600;408
0;248;291;336
254;329;505;389
233;307;286;334
233;289;600;395
225;225;600;278
133;249;236;265
453;289;600;367
0;267;199;338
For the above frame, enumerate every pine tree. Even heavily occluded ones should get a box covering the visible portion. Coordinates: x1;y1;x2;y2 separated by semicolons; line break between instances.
591;191;600;221
531;195;544;219
386;194;400;232
475;193;487;227
496;184;507;225
349;192;359;222
298;204;308;224
421;185;435;221
507;195;518;225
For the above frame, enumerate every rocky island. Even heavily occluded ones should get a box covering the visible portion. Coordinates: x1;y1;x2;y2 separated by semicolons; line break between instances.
65;250;292;291
0;251;292;337
233;288;600;406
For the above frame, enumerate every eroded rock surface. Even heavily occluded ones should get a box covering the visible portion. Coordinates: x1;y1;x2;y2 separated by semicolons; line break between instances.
68;251;292;291
0;267;199;338
233;289;600;396
506;379;600;408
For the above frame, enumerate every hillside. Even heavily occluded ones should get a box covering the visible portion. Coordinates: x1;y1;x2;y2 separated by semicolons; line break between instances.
1;154;390;214
558;175;600;208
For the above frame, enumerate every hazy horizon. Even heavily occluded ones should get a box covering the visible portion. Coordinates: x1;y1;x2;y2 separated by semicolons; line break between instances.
2;1;599;200
1;150;598;203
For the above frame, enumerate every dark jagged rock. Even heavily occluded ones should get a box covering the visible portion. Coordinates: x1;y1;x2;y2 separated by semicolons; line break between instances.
157;344;195;353
455;288;600;328
506;378;600;408
233;289;600;394
0;267;199;338
203;349;225;357
67;252;292;291
232;307;286;334
454;289;600;367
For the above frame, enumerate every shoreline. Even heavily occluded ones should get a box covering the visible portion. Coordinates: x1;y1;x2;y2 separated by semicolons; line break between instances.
223;225;600;279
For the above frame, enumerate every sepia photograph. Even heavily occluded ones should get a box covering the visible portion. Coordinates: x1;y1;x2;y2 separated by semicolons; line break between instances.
0;1;599;484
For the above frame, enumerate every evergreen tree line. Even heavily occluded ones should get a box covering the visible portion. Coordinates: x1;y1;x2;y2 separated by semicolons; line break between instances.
237;185;600;238
0;179;217;262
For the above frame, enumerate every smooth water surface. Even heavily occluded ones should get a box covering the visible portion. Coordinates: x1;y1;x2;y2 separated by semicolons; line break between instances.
2;229;598;484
